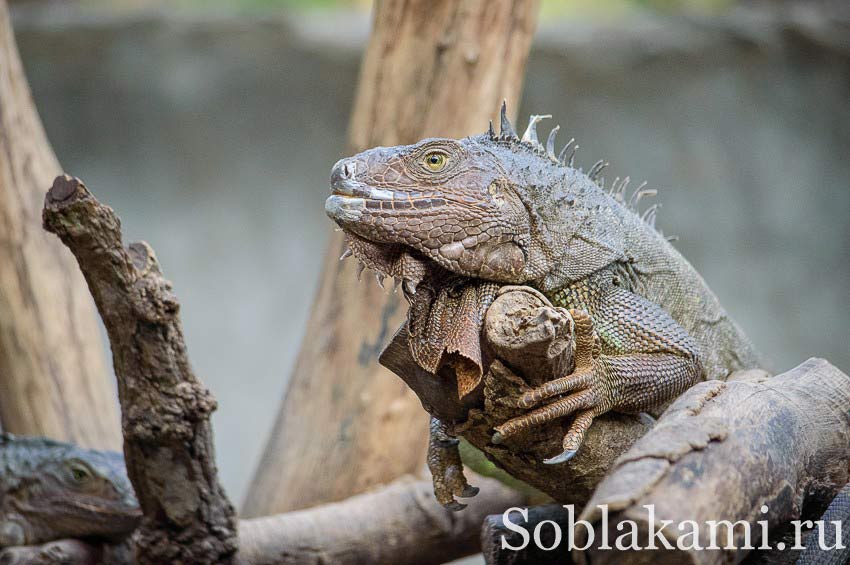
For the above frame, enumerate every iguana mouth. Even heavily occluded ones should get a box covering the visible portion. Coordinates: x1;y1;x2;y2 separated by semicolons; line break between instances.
328;161;452;295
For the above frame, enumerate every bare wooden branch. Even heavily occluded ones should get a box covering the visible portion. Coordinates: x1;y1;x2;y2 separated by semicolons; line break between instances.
1;474;527;565
42;176;237;564
237;473;526;565
574;359;850;565
245;0;541;516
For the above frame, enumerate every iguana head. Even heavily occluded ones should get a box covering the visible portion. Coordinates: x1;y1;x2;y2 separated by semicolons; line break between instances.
326;103;638;294
0;434;141;546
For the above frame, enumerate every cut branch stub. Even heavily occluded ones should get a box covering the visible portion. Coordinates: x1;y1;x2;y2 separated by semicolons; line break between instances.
483;286;574;386
42;175;237;565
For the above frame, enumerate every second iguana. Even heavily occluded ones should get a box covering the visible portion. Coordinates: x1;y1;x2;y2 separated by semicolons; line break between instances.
325;103;760;507
0;433;140;548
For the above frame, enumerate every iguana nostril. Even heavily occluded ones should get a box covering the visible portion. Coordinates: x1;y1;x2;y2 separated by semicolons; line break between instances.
330;159;356;189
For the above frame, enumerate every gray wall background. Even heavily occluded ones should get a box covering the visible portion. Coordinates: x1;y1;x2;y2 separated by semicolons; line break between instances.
11;5;850;505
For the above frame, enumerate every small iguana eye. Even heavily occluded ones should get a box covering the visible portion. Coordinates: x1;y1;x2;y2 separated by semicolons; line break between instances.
423;151;447;172
68;462;92;483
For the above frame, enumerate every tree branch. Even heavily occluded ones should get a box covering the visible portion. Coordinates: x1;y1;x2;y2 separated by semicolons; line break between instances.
42;175;238;564
1;474;526;565
575;360;850;564
237;473;526;565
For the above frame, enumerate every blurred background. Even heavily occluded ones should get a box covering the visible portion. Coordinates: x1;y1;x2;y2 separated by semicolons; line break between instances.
8;0;850;505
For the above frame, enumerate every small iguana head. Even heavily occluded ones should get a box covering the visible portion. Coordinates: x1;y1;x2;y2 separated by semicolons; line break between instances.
325;103;626;293
1;435;141;545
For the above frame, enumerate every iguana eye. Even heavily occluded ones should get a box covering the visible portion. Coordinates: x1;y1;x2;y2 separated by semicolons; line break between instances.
68;462;92;483
423;151;447;172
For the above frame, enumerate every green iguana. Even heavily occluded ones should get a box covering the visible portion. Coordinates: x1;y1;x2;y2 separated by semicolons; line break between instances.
0;433;140;548
325;103;760;508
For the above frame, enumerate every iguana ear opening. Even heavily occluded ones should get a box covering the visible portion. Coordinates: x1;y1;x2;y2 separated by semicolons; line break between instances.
478;242;527;282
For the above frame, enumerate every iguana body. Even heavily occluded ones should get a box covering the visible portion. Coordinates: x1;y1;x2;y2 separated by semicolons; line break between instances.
326;104;759;505
0;433;140;547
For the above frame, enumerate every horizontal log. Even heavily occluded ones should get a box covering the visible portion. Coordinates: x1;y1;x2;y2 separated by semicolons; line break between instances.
237;473;526;565
0;474;527;565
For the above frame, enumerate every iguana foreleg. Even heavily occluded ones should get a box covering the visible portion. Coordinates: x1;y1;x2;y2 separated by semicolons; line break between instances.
492;288;702;464
427;417;479;511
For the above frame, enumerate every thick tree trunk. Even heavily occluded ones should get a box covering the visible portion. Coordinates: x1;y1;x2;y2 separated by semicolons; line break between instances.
243;0;540;516
0;0;120;449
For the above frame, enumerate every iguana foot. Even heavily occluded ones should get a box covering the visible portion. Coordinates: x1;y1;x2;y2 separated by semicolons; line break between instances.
491;309;611;464
428;417;478;511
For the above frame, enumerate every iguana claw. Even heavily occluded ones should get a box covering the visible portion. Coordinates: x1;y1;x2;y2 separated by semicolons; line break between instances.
428;417;478;511
543;449;577;465
461;484;480;497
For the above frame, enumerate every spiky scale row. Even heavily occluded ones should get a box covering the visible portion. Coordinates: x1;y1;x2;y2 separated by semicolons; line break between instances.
493;102;566;165
521;114;552;145
499;101;518;140
493;102;660;225
588;160;608;180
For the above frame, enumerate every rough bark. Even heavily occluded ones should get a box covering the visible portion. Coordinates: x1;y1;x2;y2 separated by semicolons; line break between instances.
573;359;850;565
42;176;237;564
1;474;527;565
0;0;120;448
381;287;652;505
244;0;540;516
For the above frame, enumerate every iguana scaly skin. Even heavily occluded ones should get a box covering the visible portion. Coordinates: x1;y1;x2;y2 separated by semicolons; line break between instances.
326;103;760;507
0;433;140;548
